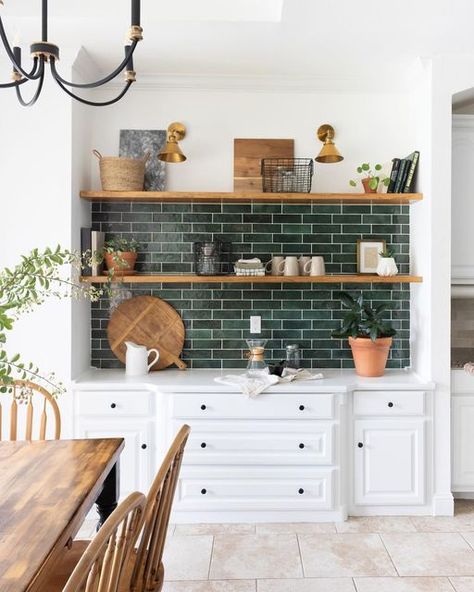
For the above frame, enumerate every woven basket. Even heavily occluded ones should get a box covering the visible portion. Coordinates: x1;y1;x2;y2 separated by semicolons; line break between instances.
93;150;150;191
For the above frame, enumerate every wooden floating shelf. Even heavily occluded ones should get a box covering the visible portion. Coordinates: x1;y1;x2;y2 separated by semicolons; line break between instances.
80;190;423;205
80;274;423;285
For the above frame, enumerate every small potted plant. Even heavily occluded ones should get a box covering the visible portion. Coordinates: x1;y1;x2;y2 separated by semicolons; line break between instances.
332;291;397;377
103;237;139;276
350;163;390;193
376;246;398;277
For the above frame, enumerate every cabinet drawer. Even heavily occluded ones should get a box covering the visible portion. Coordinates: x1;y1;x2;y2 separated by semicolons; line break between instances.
76;391;152;417
172;393;334;420
180;420;334;466
354;391;425;416
176;466;334;511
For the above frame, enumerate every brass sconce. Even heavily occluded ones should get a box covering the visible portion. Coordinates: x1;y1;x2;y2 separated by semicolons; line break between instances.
158;122;187;163
315;124;344;163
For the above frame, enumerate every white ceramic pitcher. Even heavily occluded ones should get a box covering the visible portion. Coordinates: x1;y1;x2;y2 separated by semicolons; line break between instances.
125;341;160;376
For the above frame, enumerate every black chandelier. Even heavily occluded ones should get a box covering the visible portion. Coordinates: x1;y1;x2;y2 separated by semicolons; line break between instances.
0;0;143;107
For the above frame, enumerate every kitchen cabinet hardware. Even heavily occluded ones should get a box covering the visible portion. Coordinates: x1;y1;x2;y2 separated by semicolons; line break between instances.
110;403;117;409
200;442;207;448
388;402;394;407
298;488;304;494
299;443;305;449
299;405;305;411
141;444;147;450
358;442;364;448
200;404;207;410
201;488;207;495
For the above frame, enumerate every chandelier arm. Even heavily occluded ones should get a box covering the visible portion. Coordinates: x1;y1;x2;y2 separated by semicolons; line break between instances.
50;68;133;106
0;18;42;80
15;60;45;107
0;59;38;87
50;40;139;89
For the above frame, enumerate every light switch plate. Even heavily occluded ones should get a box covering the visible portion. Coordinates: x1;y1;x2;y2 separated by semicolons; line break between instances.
250;315;261;334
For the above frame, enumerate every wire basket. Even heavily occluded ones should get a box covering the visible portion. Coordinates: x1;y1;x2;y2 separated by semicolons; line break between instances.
261;158;314;193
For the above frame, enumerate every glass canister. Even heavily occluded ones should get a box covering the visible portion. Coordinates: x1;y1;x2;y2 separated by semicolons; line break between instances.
246;338;268;377
286;343;301;369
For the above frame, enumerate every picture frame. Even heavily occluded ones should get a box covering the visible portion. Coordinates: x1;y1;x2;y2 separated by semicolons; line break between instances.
357;239;386;273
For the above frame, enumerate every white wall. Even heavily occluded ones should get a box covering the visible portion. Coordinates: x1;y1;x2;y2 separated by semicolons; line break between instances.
89;85;417;193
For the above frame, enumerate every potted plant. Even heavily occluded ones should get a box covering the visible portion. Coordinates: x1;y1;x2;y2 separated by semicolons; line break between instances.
350;163;390;193
332;291;397;377
103;237;139;276
376;246;398;277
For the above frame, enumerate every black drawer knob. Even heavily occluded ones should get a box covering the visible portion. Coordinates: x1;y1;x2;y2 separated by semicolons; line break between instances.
141;444;147;450
201;488;207;495
200;404;207;410
388;402;394;408
110;403;116;409
299;443;305;449
200;442;207;448
299;405;305;411
358;442;364;448
298;488;304;495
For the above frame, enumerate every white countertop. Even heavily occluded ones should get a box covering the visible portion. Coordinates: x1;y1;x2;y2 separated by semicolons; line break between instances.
74;368;434;393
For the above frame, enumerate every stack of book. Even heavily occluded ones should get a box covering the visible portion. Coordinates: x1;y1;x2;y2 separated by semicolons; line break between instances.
81;228;105;276
387;151;420;193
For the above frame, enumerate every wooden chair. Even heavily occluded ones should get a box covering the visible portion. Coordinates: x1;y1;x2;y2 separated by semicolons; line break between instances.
125;424;190;592
0;379;61;440
62;491;146;592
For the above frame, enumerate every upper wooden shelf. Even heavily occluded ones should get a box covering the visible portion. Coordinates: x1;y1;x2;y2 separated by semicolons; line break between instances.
80;190;423;205
80;274;422;285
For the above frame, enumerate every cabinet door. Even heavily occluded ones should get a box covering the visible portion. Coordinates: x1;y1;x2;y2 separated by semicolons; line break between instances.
76;418;154;499
452;396;474;491
354;419;425;505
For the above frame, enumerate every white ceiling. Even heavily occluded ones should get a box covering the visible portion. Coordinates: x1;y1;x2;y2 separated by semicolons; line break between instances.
1;0;474;80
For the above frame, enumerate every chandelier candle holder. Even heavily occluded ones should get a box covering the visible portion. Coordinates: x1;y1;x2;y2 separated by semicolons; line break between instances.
0;0;143;107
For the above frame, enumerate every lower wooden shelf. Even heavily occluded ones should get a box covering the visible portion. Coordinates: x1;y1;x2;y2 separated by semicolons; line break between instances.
80;274;422;284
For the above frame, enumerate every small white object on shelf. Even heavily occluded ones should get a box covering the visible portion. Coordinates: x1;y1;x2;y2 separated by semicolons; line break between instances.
377;257;398;277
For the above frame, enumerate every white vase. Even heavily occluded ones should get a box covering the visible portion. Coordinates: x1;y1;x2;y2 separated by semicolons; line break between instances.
376;257;398;277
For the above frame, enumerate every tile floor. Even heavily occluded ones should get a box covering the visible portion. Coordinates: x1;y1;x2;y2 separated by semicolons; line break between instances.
77;501;474;592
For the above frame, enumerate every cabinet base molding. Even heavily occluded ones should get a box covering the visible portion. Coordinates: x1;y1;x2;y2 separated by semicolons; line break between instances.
170;508;347;524
432;492;455;516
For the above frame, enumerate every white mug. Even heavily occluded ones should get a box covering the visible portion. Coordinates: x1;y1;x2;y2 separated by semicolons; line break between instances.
298;256;311;276
283;256;300;276
265;256;285;276
304;256;325;276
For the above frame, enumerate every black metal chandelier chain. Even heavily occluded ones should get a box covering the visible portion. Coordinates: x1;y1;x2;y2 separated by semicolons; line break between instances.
0;0;142;106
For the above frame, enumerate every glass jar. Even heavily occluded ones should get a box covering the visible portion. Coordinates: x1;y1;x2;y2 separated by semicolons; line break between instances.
286;344;301;369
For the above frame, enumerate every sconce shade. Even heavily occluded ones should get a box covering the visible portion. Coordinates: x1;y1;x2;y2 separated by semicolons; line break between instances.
315;124;344;163
158;122;187;163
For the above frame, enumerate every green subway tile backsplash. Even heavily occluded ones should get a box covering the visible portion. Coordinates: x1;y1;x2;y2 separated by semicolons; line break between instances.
91;201;410;369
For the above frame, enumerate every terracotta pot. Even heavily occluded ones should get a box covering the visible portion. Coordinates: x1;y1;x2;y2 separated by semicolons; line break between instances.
362;177;377;193
104;252;137;276
348;336;392;377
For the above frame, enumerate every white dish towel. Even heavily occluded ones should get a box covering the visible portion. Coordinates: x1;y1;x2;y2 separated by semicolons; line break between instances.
215;368;324;398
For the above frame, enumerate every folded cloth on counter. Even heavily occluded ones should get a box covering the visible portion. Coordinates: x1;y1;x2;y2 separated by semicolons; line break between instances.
215;368;324;398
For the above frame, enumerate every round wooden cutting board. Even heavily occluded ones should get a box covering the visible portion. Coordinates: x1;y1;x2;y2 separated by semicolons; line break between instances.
107;295;187;370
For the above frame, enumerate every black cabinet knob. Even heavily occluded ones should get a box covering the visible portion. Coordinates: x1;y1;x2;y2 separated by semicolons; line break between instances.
110;403;116;409
388;401;394;408
200;442;207;448
141;444;147;450
299;405;305;411
201;488;207;495
358;442;364;448
299;443;305;449
298;488;304;495
200;404;207;410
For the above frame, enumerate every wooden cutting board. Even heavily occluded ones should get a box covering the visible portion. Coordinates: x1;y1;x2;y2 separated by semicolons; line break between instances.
233;138;294;191
107;295;187;370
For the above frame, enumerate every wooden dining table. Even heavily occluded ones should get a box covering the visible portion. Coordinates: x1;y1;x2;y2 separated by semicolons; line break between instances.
0;438;124;592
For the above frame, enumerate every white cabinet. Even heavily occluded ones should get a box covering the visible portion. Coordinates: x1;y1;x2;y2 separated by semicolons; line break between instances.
354;419;425;505
452;395;474;491
452;115;474;282
74;390;155;499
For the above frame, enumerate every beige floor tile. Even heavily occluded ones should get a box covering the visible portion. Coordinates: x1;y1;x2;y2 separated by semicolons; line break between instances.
210;534;303;580
354;577;455;591
163;535;214;581
256;522;336;535
382;533;474;576
299;534;396;577
162;581;256;592
257;578;355;591
175;523;255;536
462;532;474;549
411;501;474;533
450;576;474;591
336;517;417;534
